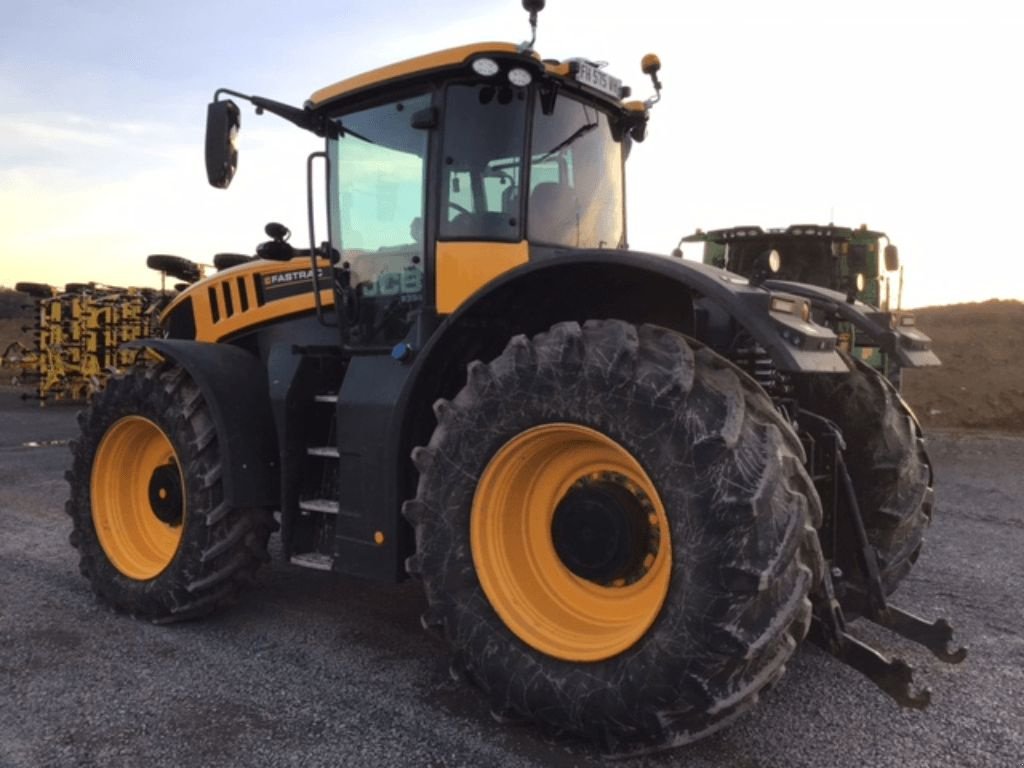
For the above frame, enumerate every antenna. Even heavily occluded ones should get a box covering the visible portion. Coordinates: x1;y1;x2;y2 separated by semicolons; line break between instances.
520;0;545;52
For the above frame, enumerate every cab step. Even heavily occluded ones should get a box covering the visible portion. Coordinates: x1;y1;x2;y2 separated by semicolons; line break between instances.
289;553;333;571
298;498;339;515
307;446;340;458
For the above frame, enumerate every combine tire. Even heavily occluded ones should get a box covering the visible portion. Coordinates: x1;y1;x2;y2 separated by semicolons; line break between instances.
798;354;932;598
405;320;823;752
14;281;54;298
66;363;273;621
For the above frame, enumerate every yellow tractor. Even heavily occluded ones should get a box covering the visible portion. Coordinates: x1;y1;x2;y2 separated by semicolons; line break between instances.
66;3;963;753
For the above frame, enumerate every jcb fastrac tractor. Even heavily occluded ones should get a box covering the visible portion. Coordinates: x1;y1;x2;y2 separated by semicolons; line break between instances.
67;3;963;754
677;223;937;385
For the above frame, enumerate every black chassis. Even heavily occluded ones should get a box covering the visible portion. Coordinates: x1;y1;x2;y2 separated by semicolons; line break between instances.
765;279;940;369
127;247;965;708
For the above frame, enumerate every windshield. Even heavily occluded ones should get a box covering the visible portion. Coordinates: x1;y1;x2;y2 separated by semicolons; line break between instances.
724;239;836;286
527;93;624;249
438;83;626;248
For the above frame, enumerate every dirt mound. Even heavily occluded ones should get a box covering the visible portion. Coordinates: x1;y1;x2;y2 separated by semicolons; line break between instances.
902;299;1024;433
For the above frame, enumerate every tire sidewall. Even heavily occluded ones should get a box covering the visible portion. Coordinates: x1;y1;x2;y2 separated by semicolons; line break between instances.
69;368;216;615
415;322;817;742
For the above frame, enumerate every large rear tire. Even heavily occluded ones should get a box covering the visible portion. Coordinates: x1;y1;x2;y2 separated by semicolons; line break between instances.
404;320;823;752
798;354;933;598
66;362;274;621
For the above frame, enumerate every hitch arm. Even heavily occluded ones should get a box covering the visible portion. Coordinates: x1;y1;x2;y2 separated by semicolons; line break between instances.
809;617;931;709
809;570;932;709
869;605;968;664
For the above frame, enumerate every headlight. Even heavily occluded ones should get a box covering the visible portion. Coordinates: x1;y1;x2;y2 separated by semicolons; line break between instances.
508;67;533;87
768;249;781;273
472;58;499;77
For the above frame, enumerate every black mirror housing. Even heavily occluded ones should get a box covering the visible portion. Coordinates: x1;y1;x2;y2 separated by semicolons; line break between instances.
884;243;900;272
205;100;240;188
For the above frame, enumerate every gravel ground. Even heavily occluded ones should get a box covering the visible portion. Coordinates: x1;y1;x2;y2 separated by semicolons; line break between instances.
1;387;1021;767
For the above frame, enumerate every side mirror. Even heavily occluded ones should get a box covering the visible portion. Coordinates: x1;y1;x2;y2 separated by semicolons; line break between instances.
205;100;240;188
884;243;900;272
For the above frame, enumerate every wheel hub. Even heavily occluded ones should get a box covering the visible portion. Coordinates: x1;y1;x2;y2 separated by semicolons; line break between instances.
471;423;672;662
148;463;184;526
552;473;659;586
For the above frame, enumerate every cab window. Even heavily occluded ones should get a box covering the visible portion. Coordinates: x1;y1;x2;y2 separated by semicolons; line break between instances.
439;84;527;241
331;93;430;342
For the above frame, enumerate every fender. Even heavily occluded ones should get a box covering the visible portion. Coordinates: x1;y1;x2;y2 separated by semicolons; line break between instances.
392;250;847;512
429;249;847;373
124;339;279;508
765;280;941;368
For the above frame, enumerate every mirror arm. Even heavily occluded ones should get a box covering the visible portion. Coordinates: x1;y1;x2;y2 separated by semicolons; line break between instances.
213;88;326;136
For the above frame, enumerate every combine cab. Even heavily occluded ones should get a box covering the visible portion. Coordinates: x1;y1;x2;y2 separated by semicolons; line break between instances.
65;3;963;754
678;223;938;384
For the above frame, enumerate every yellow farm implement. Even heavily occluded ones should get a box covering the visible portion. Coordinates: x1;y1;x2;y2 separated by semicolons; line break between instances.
6;281;171;403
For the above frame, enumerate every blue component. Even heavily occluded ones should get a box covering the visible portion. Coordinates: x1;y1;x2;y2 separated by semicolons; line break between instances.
391;342;413;363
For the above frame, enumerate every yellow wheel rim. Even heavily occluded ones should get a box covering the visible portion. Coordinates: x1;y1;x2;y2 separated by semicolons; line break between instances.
471;423;671;662
91;416;185;580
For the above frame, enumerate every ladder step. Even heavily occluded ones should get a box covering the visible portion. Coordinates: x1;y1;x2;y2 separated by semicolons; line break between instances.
299;498;339;515
307;446;339;458
314;394;338;403
289;553;333;571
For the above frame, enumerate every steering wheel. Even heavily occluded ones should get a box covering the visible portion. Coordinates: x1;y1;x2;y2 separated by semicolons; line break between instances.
448;202;471;216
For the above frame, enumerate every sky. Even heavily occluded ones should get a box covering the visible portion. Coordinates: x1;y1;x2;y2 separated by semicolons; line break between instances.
1;0;1022;308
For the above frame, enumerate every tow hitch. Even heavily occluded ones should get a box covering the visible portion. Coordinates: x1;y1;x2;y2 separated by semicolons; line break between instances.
806;418;967;708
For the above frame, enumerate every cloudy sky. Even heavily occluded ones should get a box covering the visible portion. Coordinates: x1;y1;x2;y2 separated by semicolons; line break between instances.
1;0;1021;308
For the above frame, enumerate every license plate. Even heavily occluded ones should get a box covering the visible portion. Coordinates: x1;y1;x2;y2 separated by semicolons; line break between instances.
575;62;622;99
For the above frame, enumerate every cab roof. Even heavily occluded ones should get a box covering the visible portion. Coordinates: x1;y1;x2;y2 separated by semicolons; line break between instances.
683;224;888;244
306;41;638;113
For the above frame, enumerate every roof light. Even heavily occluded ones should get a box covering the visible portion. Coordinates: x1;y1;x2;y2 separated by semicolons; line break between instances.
472;58;499;77
508;67;532;87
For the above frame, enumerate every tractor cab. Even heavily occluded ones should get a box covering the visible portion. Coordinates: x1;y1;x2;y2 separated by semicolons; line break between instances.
204;42;658;349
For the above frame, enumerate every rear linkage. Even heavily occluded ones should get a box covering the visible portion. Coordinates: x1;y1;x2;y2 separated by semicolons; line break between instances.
799;411;967;709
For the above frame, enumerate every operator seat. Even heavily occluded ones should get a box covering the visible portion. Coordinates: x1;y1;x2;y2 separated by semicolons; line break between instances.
529;182;578;246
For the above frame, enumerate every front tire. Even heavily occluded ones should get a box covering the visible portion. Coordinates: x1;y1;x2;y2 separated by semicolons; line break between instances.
797;354;933;598
405;320;824;752
66;363;273;621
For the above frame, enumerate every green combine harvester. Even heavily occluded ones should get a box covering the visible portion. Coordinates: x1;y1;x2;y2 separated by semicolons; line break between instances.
678;223;936;384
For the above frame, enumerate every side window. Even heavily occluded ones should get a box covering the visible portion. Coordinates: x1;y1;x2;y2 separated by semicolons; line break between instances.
331;93;431;343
